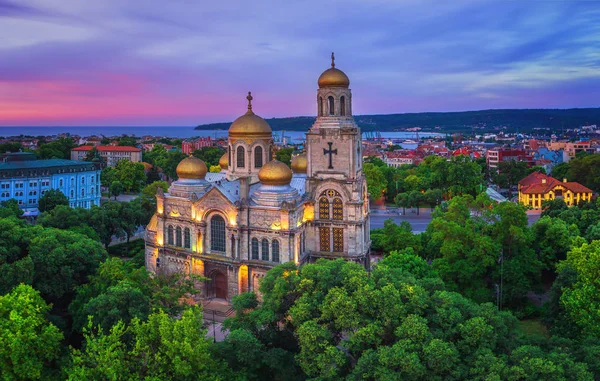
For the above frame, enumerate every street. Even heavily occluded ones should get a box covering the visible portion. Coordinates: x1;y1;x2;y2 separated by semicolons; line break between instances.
370;208;542;233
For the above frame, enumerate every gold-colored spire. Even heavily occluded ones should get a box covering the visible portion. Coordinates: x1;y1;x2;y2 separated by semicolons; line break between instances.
331;52;335;68
246;91;253;113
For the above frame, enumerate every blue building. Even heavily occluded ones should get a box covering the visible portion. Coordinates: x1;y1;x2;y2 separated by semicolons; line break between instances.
0;152;101;216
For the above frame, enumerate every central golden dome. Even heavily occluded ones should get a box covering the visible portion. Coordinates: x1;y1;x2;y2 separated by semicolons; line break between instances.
318;52;350;88
258;160;293;186
228;92;272;141
176;156;207;180
219;153;228;169
291;154;307;173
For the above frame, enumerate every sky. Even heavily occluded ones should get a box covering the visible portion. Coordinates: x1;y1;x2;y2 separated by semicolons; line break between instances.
0;0;599;126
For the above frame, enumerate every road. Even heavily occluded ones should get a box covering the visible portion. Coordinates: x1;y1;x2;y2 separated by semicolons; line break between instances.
370;208;541;232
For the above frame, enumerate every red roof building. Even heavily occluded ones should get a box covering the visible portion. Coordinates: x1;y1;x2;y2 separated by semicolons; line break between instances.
518;172;593;209
71;145;142;166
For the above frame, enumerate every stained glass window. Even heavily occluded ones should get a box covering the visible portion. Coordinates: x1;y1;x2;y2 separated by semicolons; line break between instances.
319;227;330;252
333;228;344;252
251;238;259;260
237;146;245;168
176;226;182;247
184;228;191;249
272;240;280;262
333;198;343;220
319;197;330;219
261;239;269;261
167;225;174;245
254;146;263;168
210;215;226;252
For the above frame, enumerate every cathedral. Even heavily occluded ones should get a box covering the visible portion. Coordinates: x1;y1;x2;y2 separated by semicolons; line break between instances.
145;55;371;301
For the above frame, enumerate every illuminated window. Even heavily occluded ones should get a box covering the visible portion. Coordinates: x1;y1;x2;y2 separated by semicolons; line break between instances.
254;146;263;168
251;238;259;260
333;198;343;220
184;228;191;249
261;239;269;261
319;227;330;252
210;215;226;252
319;197;330;219
319;96;323;116
237;146;245;168
167;225;174;245
176;226;182;247
272;240;280;262
333;228;344;252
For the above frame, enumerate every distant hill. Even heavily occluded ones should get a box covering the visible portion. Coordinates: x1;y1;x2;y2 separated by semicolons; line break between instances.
196;108;600;133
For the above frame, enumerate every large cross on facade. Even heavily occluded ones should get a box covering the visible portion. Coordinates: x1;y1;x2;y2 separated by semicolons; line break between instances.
323;142;337;169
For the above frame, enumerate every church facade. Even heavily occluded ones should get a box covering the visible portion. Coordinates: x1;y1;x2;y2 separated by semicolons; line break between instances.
144;55;371;301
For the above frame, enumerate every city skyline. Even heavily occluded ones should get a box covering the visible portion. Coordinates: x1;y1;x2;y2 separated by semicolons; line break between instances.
1;0;599;126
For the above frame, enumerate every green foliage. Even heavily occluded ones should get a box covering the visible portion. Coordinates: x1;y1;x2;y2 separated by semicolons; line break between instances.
559;241;600;337
37;137;76;159
0;142;24;153
363;162;387;200
109;180;123;200
140;181;169;222
492;160;529;194
0;199;24;218
66;307;228;380
371;220;422;254
38;189;69;212
144;145;187;180
222;258;593;380
0;285;63;380
192;146;225;167
275;147;294;166
117;136;137;147
112;160;146;192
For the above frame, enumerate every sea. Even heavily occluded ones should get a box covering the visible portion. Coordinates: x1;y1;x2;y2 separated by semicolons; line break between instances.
0;126;442;143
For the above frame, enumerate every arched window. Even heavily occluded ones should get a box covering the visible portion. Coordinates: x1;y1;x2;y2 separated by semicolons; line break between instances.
176;226;182;247
254;146;263;168
210;215;226;252
156;257;161;268
319;227;330;252
333;198;343;220
319;197;330;219
59;179;63;187
261;239;269;261
167;225;174;245
228;146;232;168
340;96;346;116
81;189;85;197
319;96;323;116
333;228;344;252
184;228;191;249
328;96;335;116
236;146;245;168
251;238;259;260
272;240;280;263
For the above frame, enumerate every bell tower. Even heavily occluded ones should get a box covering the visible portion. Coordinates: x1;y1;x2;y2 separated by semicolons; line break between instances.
304;53;371;267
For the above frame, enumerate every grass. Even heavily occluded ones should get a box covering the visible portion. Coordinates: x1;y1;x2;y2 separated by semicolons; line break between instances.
517;319;549;339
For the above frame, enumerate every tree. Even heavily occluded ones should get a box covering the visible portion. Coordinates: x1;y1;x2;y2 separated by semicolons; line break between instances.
38;189;69;212
37;137;76;159
192;146;225;167
66;307;228;380
140;181;169;221
119;199;144;241
29;228;106;300
109;180;123;200
560;241;600;337
83;146;99;162
37;205;98;240
112;160;146;192
210;165;221;173
117;136;137;147
0;285;63;380
275;148;294;166
363;162;387;201
531;216;579;269
0;199;23;218
89;202;125;249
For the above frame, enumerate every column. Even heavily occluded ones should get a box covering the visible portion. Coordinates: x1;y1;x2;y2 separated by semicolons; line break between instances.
248;267;253;292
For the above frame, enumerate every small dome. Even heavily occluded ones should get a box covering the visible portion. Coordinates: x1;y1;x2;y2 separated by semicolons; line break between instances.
219;153;228;169
229;92;272;141
176;156;207;179
291;154;307;173
258;160;293;186
318;67;350;88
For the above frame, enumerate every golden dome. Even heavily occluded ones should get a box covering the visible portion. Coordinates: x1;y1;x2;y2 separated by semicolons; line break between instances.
228;92;272;141
176;156;207;179
291;154;307;173
219;153;228;169
258;160;293;186
318;52;349;88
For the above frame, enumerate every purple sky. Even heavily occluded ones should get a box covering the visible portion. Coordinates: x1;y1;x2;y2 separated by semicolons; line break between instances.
0;0;599;126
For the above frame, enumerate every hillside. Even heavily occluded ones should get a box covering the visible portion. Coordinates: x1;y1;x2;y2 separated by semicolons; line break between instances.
195;108;600;133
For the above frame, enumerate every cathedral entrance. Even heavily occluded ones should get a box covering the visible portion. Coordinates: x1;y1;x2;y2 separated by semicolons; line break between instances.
212;271;228;300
